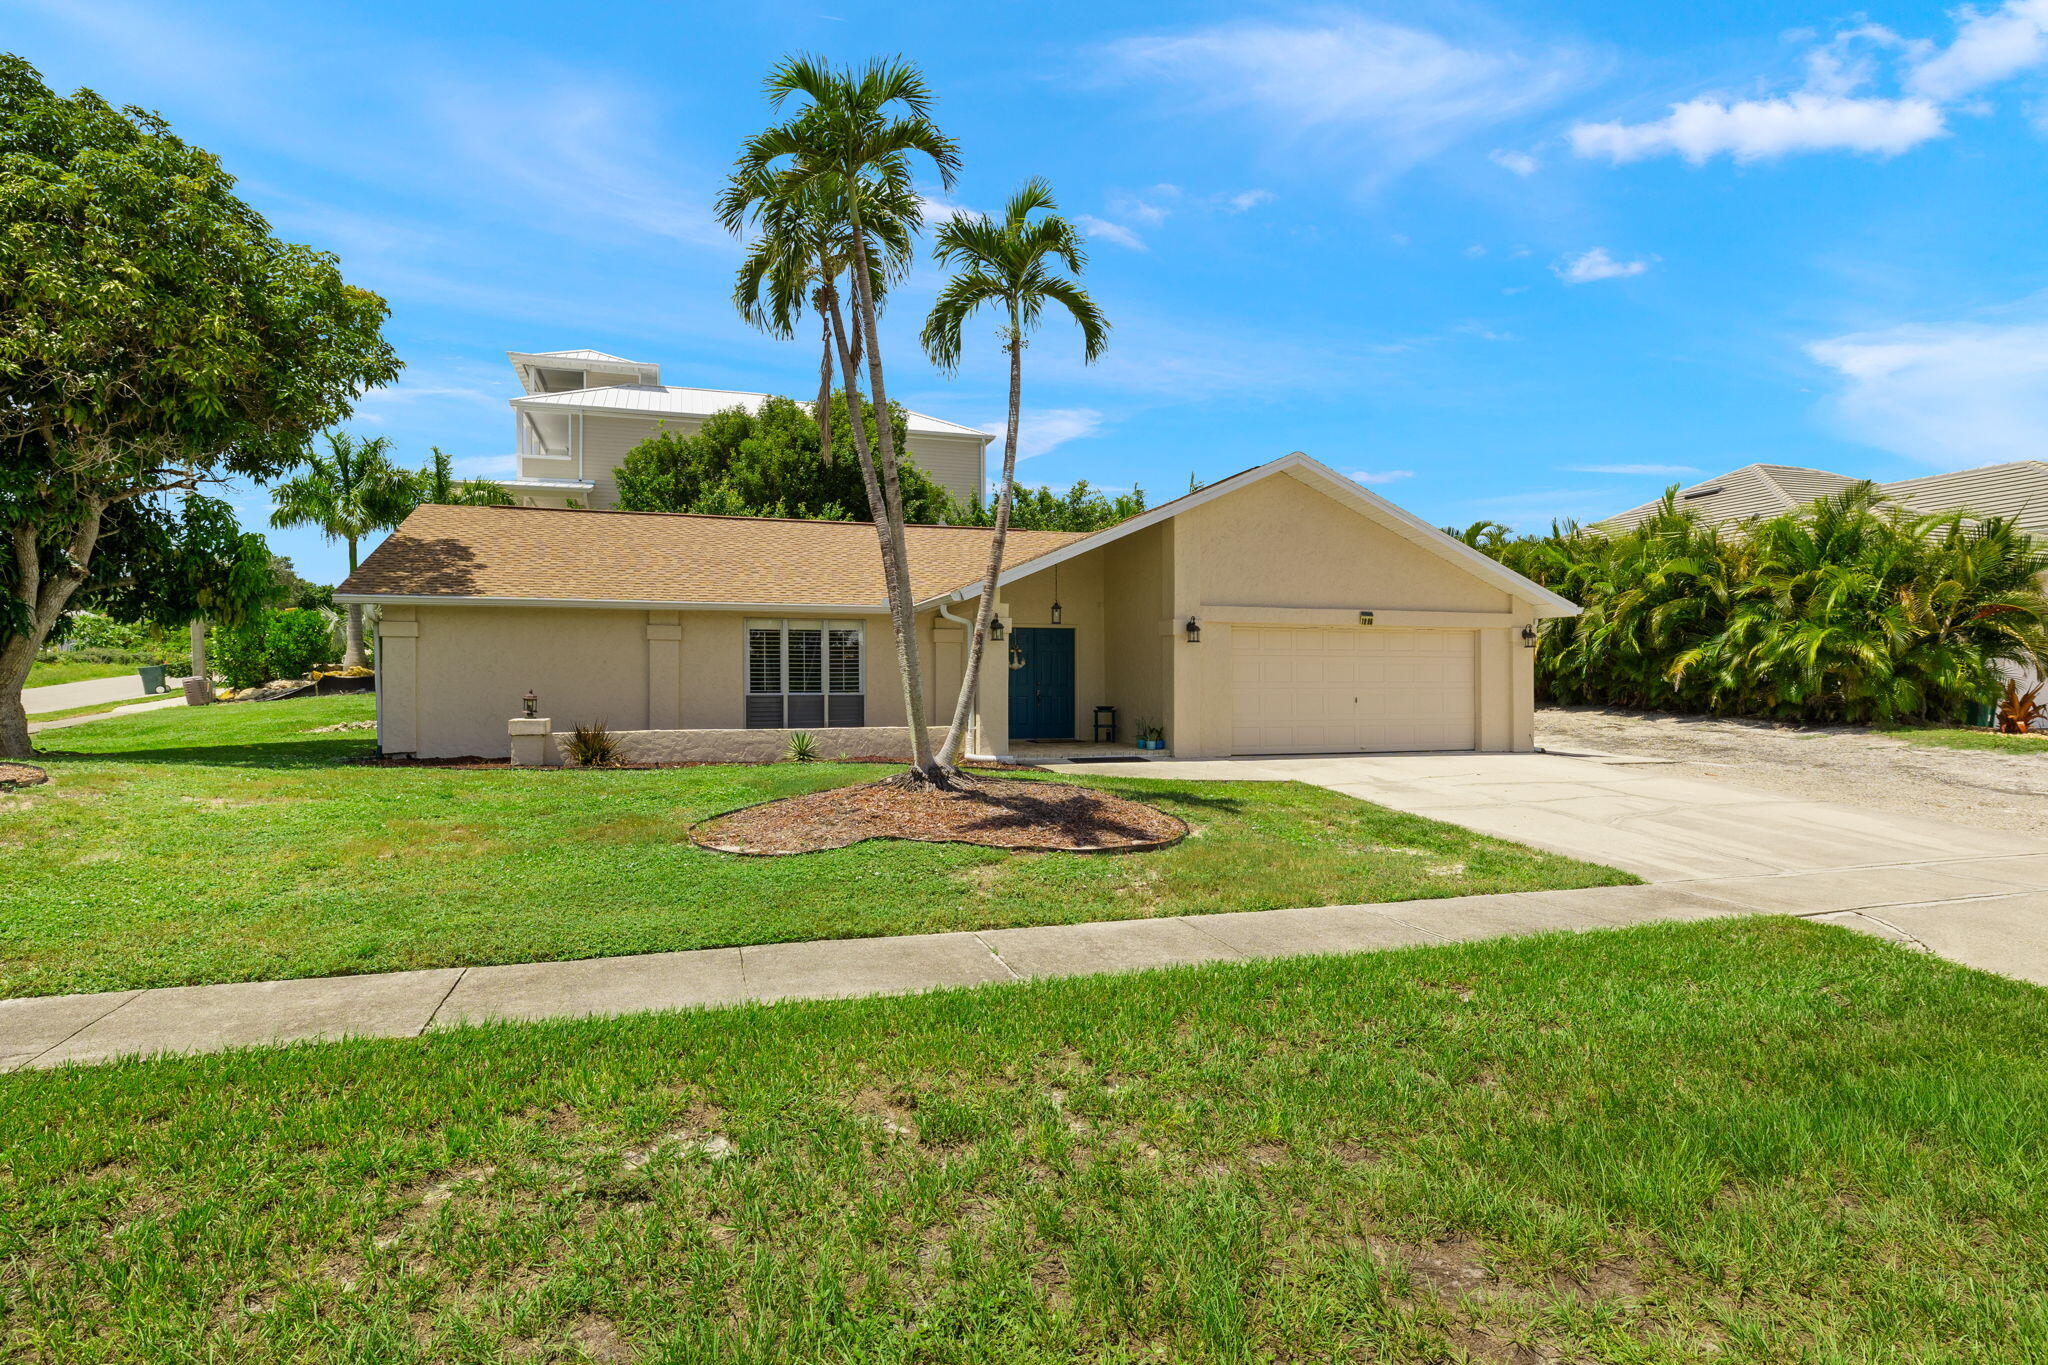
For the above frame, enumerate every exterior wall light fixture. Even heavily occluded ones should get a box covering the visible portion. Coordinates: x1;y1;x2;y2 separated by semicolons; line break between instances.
522;689;539;718
1185;617;1202;644
1521;625;1538;649
989;615;1005;641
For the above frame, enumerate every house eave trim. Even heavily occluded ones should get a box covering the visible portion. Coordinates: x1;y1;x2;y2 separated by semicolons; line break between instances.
334;593;892;613
939;452;1582;618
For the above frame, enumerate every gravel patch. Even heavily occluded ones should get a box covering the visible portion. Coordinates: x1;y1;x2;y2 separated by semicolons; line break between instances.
694;775;1187;855
1538;705;2048;834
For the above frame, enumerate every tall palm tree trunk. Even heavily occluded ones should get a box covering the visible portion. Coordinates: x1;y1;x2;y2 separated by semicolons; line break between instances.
937;312;1023;768
342;537;365;667
813;302;835;466
822;294;934;780
843;217;940;780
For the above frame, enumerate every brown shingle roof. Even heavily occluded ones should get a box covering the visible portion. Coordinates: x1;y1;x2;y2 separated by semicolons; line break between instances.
337;504;1090;608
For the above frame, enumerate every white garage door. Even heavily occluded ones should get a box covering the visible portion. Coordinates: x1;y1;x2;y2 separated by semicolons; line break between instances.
1231;627;1476;755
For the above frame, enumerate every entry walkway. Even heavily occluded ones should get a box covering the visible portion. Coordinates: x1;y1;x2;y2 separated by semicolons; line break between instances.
9;849;2048;1072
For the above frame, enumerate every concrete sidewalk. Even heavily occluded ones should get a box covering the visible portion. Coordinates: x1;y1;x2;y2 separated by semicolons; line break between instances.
9;853;2048;1072
28;697;184;735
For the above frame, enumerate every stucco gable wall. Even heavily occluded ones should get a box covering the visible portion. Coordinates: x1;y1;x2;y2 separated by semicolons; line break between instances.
1174;471;1512;613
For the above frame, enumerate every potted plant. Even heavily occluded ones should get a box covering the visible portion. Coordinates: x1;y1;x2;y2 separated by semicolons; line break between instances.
1135;721;1165;751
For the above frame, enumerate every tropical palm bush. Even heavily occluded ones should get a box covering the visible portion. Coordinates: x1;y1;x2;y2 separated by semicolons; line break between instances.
1472;485;2048;725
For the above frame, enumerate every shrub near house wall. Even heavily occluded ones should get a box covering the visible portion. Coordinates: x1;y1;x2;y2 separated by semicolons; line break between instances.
1474;486;2048;725
212;609;342;690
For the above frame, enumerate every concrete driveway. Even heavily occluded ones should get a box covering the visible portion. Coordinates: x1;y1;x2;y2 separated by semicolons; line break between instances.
1063;749;2048;985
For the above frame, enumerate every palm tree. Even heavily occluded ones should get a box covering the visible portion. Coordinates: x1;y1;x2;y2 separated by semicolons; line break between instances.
724;55;961;784
725;173;911;466
268;431;416;666
415;447;514;507
921;179;1108;767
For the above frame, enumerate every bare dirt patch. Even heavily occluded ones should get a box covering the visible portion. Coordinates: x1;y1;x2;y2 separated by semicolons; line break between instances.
693;775;1186;855
0;762;49;790
1540;705;2048;834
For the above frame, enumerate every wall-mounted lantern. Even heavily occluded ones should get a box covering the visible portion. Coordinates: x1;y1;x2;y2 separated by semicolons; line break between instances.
1521;625;1539;649
1184;617;1202;644
989;615;1005;641
522;689;539;718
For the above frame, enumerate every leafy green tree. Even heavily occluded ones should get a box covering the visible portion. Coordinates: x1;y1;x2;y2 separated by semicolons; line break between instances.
0;55;398;756
268;432;417;667
724;173;910;468
267;557;334;612
414;447;515;509
950;480;1146;533
613;395;953;521
921;178;1109;765
726;55;961;784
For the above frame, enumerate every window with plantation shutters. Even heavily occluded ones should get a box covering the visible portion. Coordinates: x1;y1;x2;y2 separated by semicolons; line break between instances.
745;620;863;728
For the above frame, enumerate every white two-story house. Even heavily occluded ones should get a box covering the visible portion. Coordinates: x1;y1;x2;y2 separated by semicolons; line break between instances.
498;349;993;510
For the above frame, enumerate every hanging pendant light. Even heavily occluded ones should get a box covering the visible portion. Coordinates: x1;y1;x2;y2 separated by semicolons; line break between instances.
1050;564;1063;625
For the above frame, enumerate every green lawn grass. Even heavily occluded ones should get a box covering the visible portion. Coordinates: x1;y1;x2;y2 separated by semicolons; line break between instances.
1882;725;2048;753
3;696;1630;998
6;919;2044;1362
25;658;147;689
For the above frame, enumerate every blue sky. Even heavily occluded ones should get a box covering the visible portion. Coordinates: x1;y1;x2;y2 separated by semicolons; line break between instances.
14;0;2048;583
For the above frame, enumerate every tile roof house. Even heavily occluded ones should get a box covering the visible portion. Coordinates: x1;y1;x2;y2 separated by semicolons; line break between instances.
338;454;1578;763
498;349;993;510
1597;460;2048;537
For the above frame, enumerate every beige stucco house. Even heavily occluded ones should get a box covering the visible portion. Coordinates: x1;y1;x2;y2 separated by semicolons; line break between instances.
337;454;1579;763
498;348;992;510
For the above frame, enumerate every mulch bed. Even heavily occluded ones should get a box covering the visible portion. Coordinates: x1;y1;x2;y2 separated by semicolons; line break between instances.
692;775;1187;855
0;762;50;791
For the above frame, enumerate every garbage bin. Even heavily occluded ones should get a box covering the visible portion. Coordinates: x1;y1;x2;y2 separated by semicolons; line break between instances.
136;664;167;694
1966;698;1996;729
182;676;215;706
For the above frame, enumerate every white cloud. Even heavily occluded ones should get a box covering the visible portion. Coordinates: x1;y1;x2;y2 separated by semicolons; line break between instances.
1101;14;1588;185
1570;463;1702;476
1347;469;1415;485
1572;93;1945;164
917;193;982;224
980;408;1107;461
1225;188;1275;211
1076;215;1146;251
1553;247;1653;284
1489;148;1541;175
1807;316;2048;466
1109;185;1180;225
1909;0;2048;101
1463;244;1488;258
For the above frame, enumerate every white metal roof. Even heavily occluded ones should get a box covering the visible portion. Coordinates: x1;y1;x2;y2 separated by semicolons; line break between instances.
506;350;663;394
510;383;993;440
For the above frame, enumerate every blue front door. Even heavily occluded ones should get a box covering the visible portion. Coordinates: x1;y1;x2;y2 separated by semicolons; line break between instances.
1008;628;1076;740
